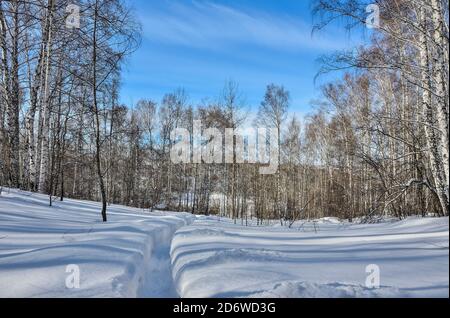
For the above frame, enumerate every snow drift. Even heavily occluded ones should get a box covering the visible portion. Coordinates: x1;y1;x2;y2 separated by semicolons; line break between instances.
0;189;194;297
1;189;448;298
171;216;449;298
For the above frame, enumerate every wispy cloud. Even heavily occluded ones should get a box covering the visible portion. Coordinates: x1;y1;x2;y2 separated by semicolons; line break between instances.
139;1;347;52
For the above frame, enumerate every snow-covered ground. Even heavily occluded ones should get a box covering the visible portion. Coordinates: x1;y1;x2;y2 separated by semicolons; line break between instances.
0;188;194;297
171;216;449;298
1;189;448;298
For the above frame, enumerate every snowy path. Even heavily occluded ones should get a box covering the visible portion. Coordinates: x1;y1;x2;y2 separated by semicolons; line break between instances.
171;216;449;298
0;189;194;298
1;189;448;298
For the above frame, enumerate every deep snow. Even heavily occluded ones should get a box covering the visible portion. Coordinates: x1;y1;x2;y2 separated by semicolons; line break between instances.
0;189;448;298
171;216;449;298
0;188;194;297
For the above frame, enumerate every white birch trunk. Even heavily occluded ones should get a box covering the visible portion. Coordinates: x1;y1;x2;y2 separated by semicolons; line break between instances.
37;0;54;193
430;0;449;196
419;6;449;215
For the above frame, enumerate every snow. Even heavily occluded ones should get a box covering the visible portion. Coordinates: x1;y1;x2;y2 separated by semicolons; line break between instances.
171;216;449;298
0;189;194;298
1;189;448;298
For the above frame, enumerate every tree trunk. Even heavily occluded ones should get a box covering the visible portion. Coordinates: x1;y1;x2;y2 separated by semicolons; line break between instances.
37;0;54;193
92;0;107;222
419;7;449;216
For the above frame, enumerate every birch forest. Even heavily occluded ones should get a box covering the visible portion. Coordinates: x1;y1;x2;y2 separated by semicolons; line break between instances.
0;0;448;224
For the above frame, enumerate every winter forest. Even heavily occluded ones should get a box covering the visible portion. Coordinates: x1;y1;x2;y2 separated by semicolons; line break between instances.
0;0;448;299
1;0;448;223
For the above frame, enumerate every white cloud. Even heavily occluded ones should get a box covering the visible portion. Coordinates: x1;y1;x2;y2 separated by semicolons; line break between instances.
139;1;347;52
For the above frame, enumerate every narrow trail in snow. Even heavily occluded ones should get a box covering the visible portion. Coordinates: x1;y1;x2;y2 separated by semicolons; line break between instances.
136;216;196;298
0;189;197;298
137;238;180;297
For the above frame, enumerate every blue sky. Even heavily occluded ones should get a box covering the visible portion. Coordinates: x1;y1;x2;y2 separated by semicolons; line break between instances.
120;0;363;115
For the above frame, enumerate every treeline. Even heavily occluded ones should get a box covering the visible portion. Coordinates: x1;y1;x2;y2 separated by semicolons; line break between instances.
0;0;139;221
311;0;449;219
1;0;448;223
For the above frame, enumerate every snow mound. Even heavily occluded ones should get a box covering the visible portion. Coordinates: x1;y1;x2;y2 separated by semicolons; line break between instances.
316;217;342;224
176;228;226;237
248;281;403;298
